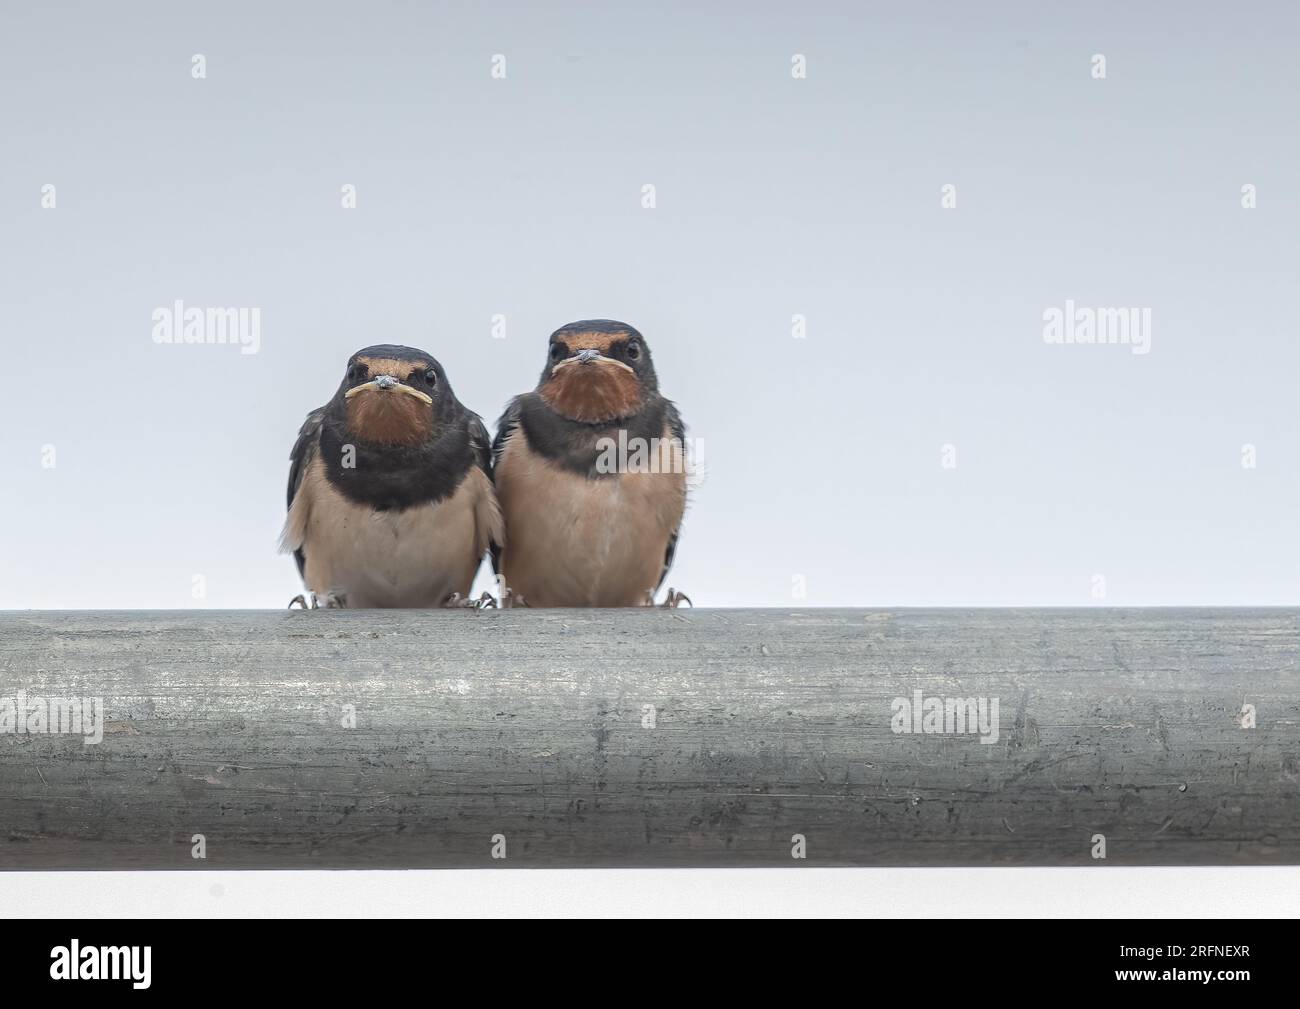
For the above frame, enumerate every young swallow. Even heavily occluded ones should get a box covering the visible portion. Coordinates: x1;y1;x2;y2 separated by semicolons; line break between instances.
280;345;502;608
491;320;689;607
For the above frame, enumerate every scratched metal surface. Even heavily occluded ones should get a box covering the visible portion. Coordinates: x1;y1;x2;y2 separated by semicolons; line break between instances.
0;608;1296;868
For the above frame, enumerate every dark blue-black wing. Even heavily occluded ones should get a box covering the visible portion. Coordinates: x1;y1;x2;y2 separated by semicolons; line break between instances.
286;407;325;579
655;399;687;593
487;398;523;577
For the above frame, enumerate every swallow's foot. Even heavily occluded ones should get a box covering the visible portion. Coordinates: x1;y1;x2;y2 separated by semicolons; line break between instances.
443;592;496;609
499;587;529;608
660;588;692;609
318;590;348;609
287;594;310;609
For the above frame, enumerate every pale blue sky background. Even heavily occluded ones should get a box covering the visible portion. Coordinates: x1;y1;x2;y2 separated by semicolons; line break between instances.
1;0;1297;608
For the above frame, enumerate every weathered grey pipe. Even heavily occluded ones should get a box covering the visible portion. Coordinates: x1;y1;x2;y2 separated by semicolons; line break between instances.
0;609;1296;869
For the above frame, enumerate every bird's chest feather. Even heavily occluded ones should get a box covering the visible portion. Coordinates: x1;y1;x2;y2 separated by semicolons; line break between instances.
496;430;685;605
290;458;489;605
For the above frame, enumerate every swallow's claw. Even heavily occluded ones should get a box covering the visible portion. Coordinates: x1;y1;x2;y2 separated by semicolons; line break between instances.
660;588;692;609
498;587;529;609
287;594;310;609
444;592;493;609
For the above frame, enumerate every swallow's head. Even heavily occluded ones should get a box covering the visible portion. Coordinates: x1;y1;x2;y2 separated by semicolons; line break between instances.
337;345;451;445
537;320;655;423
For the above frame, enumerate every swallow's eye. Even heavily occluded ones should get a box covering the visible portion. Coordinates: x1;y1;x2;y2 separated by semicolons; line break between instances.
348;364;366;382
626;340;641;361
424;369;437;387
550;344;565;362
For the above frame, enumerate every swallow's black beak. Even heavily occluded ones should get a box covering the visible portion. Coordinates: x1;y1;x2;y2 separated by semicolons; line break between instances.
550;347;635;377
344;374;433;405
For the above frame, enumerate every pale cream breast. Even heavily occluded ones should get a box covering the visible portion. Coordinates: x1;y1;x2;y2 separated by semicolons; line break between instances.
496;427;686;607
281;458;501;608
